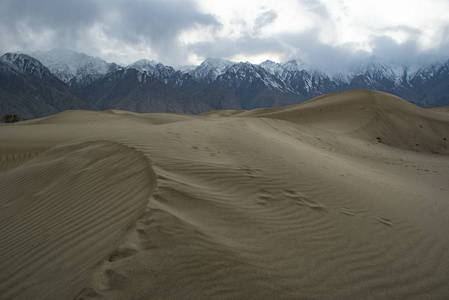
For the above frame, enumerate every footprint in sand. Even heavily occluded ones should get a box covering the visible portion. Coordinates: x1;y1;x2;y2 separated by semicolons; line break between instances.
107;246;139;262
340;209;355;216
375;217;395;226
282;190;327;212
241;165;262;176
339;206;356;216
283;189;297;196
256;189;274;205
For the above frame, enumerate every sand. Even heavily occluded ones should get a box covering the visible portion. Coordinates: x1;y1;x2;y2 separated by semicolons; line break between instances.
1;89;449;299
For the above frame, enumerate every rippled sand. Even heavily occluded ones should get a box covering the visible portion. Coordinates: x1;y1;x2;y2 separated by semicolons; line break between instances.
1;89;449;299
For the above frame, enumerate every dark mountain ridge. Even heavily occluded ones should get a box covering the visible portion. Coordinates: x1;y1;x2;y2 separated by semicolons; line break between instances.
0;53;95;119
1;50;449;119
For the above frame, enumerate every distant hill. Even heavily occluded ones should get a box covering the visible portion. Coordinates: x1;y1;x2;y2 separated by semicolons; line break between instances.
1;49;449;119
0;53;95;119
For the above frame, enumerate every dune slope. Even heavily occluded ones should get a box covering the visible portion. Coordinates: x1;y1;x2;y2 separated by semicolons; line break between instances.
1;90;449;299
0;140;156;299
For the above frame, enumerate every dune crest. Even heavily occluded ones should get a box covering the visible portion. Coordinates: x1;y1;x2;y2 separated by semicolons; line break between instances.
0;140;156;299
244;90;449;153
1;90;449;299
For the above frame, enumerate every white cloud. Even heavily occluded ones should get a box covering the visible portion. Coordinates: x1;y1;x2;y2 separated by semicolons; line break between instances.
317;0;449;50
1;0;448;67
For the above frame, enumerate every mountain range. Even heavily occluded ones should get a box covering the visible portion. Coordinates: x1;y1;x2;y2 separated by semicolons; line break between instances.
1;49;449;119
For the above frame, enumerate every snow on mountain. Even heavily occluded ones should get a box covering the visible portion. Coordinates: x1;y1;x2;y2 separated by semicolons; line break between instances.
282;59;308;72
0;52;97;119
4;50;449;113
128;59;159;73
0;53;52;78
259;60;284;76
191;58;234;82
257;59;333;94
259;59;330;93
177;64;197;73
412;61;444;83
260;59;308;76
30;49;116;86
127;59;178;84
330;72;351;85
217;61;296;93
347;56;399;83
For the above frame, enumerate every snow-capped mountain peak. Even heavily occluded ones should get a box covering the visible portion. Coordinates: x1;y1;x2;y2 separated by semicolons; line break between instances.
0;53;51;78
282;59;308;72
3;49;449;116
413;61;444;81
259;60;284;75
126;59;180;84
128;59;159;73
30;49;115;86
202;57;234;68
216;61;297;94
191;57;234;82
346;55;402;85
177;64;196;73
349;56;392;75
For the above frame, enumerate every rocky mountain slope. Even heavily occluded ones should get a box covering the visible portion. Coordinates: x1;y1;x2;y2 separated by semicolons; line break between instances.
1;49;449;119
0;53;95;119
31;49;119;88
83;68;214;114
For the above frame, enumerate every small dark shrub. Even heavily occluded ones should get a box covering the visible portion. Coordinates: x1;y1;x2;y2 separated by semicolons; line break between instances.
2;114;20;123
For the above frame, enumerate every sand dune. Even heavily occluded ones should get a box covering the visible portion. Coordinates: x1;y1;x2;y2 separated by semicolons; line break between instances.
1;90;449;299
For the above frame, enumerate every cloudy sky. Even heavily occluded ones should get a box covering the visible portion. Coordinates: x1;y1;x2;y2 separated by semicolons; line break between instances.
1;0;448;69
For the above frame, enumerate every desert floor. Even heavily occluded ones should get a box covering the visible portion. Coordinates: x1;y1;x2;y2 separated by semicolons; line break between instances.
1;89;449;299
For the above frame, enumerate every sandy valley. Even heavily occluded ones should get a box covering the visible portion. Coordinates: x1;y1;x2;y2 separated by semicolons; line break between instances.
1;89;449;299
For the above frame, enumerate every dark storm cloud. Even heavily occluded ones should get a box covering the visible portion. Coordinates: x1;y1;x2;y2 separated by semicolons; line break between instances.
369;24;449;65
0;0;219;64
432;25;449;57
276;26;448;70
0;0;447;67
102;0;219;64
103;0;219;45
370;36;426;65
1;0;102;27
104;0;220;64
0;0;103;49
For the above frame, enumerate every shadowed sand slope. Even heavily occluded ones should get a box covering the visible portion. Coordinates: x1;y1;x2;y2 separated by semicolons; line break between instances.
0;140;157;299
245;89;449;153
1;90;449;299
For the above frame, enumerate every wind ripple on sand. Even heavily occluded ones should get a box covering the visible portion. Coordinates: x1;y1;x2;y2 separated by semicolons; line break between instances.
83;115;449;299
2;90;449;299
0;140;156;300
